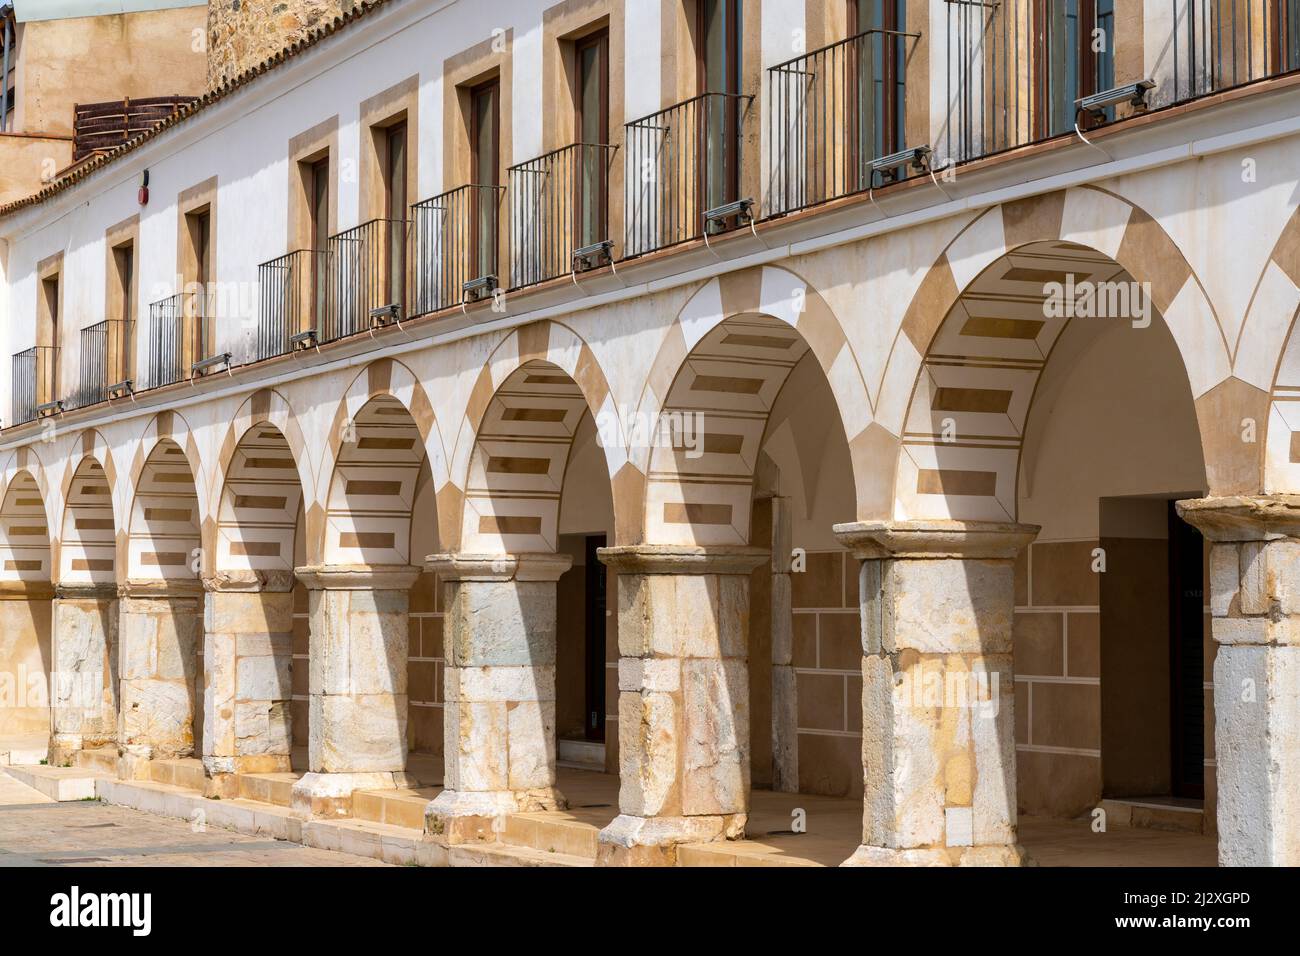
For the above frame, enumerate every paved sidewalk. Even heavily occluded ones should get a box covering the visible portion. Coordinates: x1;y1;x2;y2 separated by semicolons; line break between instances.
0;774;388;867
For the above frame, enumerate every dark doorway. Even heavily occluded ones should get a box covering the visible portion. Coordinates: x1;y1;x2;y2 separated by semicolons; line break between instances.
584;534;607;742
1168;501;1205;799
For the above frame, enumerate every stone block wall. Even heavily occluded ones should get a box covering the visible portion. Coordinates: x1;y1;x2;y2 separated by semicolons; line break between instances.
790;549;862;798
206;0;352;89
0;590;53;738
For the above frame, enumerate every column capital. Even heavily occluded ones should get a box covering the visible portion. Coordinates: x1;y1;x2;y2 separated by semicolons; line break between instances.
1176;495;1300;542
597;544;769;575
118;577;205;598
294;564;421;591
832;520;1039;560
425;552;573;582
202;569;296;593
54;583;119;600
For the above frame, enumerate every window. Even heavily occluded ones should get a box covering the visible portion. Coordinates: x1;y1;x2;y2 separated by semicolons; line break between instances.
1270;0;1300;74
698;0;743;216
38;272;60;404
383;123;408;310
1037;0;1115;137
111;242;135;385
469;80;500;278
0;13;15;133
184;207;212;362
309;157;330;327
850;0;907;166
575;30;609;248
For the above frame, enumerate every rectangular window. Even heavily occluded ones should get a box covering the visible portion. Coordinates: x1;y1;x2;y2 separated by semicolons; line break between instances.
469;80;500;278
1037;0;1114;137
112;242;135;384
850;0;907;180
575;30;609;248
185;208;212;362
1271;0;1300;74
38;273;59;403
698;0;743;216
383;123;408;310
309;158;329;327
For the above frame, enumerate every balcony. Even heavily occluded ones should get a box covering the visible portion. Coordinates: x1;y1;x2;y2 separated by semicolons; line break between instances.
768;27;916;216
257;248;331;358
144;291;227;390
10;345;58;426
509;142;618;287
71;319;134;409
624;91;752;258
409;184;504;316
326;217;409;343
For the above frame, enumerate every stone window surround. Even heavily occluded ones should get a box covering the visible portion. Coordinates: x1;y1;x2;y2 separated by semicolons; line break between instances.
358;77;418;224
286;114;339;251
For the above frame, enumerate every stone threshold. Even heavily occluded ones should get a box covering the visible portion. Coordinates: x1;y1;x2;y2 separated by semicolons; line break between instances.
1098;797;1205;834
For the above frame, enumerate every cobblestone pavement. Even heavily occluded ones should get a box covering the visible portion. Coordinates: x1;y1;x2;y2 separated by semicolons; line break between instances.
0;774;388;867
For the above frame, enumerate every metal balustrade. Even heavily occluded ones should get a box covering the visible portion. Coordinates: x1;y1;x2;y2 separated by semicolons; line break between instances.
257;248;331;358
10;345;57;426
509;142;618;287
72;319;133;409
409;185;505;316
326;217;409;342
624;92;752;258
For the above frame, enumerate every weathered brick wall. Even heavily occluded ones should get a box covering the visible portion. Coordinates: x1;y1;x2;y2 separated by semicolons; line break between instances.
206;0;351;89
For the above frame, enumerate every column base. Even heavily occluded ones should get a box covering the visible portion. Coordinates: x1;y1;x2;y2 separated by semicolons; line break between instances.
117;745;154;781
48;734;84;768
840;844;1029;867
290;771;399;819
595;812;747;866
424;787;567;844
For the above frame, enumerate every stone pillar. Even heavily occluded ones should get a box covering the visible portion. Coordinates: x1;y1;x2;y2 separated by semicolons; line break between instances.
48;584;118;766
769;497;798;793
200;570;295;797
1177;496;1300;866
422;553;571;843
116;580;204;779
594;545;768;866
833;520;1037;867
290;564;419;818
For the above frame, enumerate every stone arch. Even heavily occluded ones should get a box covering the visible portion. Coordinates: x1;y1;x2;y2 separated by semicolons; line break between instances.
634;265;872;546
1255;205;1300;493
449;320;622;553
212;389;312;575
886;187;1244;519
316;358;443;566
0;452;54;584
126;427;204;584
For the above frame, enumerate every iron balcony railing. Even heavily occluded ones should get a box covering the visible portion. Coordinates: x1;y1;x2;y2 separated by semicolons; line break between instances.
509;142;618;287
943;0;1300;167
72;319;134;409
326;217;409;343
409;184;505;316
768;28;914;216
624;92;752;258
145;291;222;389
10;345;58;426
257;248;331;359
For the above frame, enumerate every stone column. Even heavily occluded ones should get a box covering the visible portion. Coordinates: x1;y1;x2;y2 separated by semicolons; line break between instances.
1177;496;1300;866
423;553;571;843
833;520;1037;867
290;564;419;818
769;497;798;793
116;580;204;779
595;545;768;866
48;584;118;766
200;570;295;797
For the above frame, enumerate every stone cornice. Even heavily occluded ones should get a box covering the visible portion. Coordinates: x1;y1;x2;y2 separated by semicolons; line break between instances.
294;564;421;591
1175;496;1300;542
832;520;1040;560
54;583;119;600
597;545;769;575
202;569;296;593
118;578;205;598
425;552;573;583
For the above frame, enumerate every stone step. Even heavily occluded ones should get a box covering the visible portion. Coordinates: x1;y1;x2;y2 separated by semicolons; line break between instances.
676;841;824;867
353;787;436;831
147;758;206;792
448;841;592;868
1099;798;1204;834
502;812;600;860
73;748;118;774
3;765;103;802
237;773;297;808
